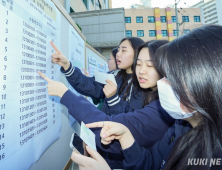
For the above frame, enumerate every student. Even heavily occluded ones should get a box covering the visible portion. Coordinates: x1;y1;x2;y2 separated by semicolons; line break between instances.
83;47;119;110
51;37;145;116
39;40;173;169
73;25;222;170
107;47;118;72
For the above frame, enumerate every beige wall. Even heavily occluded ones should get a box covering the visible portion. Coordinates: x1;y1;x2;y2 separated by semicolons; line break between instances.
57;0;109;12
109;0;112;8
125;8;202;42
70;0;87;12
58;0;64;6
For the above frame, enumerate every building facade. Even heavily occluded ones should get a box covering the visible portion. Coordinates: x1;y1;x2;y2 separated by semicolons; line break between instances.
125;7;203;42
58;0;112;13
70;8;126;59
191;0;222;25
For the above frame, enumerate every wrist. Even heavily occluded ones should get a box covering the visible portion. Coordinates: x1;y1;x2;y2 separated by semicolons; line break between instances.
63;62;70;71
59;86;68;98
119;129;135;150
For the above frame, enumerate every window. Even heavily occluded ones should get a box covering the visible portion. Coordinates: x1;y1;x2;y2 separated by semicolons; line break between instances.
125;17;131;23
161;16;166;23
98;1;101;9
182;16;189;22
137;30;144;37
172;16;176;22
70;7;75;13
149;30;156;37
91;0;94;5
136;16;143;23
82;0;88;9
162;30;168;36
184;29;190;34
148;16;155;23
126;30;132;37
194;16;201;22
173;30;178;36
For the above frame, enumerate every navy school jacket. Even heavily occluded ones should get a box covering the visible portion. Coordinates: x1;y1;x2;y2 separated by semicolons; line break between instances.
122;120;192;170
60;90;175;168
60;62;144;115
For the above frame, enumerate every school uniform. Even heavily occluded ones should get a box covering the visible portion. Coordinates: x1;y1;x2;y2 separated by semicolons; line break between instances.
60;89;175;169
60;62;144;115
122;120;192;170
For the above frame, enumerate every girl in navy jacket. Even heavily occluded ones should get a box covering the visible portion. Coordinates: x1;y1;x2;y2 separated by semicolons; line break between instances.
52;37;145;116
73;25;222;170
39;40;173;169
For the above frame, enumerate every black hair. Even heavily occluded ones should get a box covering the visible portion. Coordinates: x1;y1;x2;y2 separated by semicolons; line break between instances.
132;40;169;107
116;37;145;100
111;47;118;69
156;25;222;170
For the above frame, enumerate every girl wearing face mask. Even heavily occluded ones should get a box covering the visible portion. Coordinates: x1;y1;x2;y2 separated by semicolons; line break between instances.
51;37;144;116
39;40;174;169
79;25;222;170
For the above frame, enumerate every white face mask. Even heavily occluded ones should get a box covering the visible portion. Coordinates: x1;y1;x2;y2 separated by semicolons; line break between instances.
157;78;197;119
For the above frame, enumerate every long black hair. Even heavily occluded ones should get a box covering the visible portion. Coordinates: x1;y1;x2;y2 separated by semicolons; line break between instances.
156;25;222;170
132;40;169;107
111;47;118;69
116;37;145;100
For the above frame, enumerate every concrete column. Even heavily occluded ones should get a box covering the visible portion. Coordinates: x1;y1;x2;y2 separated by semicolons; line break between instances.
64;0;70;13
87;0;91;11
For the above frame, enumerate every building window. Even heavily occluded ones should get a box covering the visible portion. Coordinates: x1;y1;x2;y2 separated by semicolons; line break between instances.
194;16;201;22
173;30;178;36
162;30;168;36
82;0;88;9
70;7;75;13
172;16;176;22
125;17;131;23
148;16;155;23
91;0;94;5
161;16;166;23
136;16;143;23
137;30;144;37
149;30;156;37
126;30;132;37
182;16;189;22
184;29;190;34
98;0;102;9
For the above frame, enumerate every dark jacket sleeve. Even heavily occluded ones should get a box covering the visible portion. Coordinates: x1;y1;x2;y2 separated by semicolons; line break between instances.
106;92;128;115
60;90;175;155
60;62;105;99
122;125;174;170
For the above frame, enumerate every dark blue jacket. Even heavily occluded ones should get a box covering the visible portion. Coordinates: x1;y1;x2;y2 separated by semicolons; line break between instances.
60;63;144;115
60;90;175;169
122;120;192;170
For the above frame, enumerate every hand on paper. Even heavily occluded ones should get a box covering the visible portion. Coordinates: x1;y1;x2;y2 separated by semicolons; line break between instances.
50;41;70;71
103;80;117;98
38;71;68;98
86;121;135;150
82;68;90;77
71;146;111;170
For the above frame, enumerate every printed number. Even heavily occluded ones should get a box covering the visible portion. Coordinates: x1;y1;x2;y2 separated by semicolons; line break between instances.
0;153;5;161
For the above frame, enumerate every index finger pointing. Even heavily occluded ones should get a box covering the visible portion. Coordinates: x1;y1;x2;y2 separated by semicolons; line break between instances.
50;41;60;53
38;71;51;82
85;122;104;128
